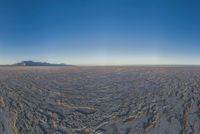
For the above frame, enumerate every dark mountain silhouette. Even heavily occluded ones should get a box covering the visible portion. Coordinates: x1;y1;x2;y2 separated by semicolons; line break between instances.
13;61;70;66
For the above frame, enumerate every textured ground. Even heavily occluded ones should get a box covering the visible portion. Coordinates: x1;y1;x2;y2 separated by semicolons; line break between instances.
0;66;200;134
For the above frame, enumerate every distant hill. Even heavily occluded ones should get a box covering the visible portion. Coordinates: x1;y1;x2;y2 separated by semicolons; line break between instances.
13;61;71;66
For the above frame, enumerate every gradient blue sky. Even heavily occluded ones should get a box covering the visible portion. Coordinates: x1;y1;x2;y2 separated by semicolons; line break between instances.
0;0;200;65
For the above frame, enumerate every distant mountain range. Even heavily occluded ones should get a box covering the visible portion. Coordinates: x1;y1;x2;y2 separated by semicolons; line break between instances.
13;61;71;66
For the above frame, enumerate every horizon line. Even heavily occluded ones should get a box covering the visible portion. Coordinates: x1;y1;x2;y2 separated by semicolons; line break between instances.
2;60;200;66
2;63;200;67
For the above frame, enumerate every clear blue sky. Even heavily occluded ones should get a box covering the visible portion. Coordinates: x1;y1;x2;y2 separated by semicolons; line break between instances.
0;0;200;65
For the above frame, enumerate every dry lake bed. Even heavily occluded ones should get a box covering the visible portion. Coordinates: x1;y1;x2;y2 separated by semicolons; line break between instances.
0;66;200;134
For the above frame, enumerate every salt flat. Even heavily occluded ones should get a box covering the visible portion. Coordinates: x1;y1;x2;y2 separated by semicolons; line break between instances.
0;66;200;134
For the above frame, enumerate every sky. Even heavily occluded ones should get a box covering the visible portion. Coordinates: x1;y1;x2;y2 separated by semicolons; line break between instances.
0;0;200;65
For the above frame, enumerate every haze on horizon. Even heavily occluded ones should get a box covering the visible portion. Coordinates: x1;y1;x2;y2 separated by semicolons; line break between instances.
0;0;200;65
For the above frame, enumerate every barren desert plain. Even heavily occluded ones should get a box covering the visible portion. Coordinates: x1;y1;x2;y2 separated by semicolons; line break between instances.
0;66;200;134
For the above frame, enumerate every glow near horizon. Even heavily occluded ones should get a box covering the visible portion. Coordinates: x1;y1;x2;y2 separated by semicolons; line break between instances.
1;53;200;65
0;37;200;65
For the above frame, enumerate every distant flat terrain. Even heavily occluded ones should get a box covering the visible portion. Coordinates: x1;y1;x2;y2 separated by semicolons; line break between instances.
0;66;200;134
